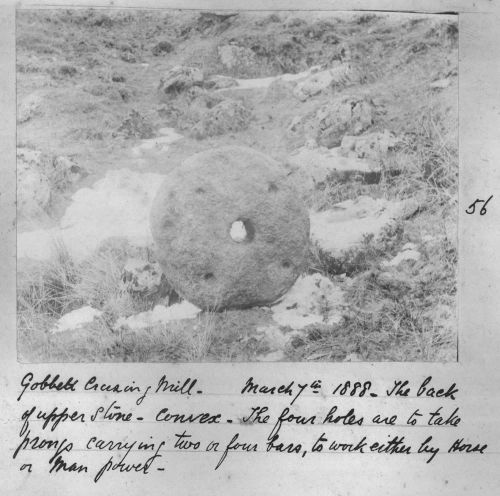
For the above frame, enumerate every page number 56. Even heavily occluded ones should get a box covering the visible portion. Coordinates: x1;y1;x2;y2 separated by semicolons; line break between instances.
465;195;493;215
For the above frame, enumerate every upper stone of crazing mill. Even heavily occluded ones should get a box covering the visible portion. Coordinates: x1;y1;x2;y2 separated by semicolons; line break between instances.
150;146;310;310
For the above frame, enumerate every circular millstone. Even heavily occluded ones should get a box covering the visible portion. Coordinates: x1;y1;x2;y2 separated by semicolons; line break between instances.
150;146;310;310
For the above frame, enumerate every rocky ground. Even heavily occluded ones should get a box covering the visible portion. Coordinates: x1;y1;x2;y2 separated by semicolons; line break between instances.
16;10;458;362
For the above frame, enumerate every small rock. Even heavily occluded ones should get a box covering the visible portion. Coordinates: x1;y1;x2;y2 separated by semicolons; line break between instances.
121;258;165;295
118;87;132;102
52;155;88;189
115;301;201;330
343;352;363;362
311;97;374;148
217;44;257;73
271;273;345;330
424;303;455;335
118;42;134;53
191;99;251;139
228;66;319;91
196;12;238;34
256;350;287;362
158;127;184;139
187;89;226;113
265;13;281;23
152;40;174;56
382;249;421;268
229;220;247;242
304;138;318;149
111;73;126;82
203;74;238;90
51;306;102;334
158;66;204;96
340;130;400;160
293;64;352;101
376;271;413;289
255;325;292;350
114;110;154;139
17;93;43;124
185;85;206;101
131;130;183;156
430;78;451;89
120;52;136;63
310;196;412;257
58;65;78;77
401;242;418;251
287;115;303;134
288;145;380;189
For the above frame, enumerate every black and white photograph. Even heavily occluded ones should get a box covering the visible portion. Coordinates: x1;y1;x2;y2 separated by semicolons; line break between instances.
16;8;458;363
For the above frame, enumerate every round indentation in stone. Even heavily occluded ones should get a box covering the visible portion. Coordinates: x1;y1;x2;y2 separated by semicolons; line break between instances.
150;146;310;310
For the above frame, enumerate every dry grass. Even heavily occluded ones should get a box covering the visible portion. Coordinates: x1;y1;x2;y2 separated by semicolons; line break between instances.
297;79;458;362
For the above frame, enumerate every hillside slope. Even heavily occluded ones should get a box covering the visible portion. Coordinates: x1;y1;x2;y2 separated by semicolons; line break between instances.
17;10;458;363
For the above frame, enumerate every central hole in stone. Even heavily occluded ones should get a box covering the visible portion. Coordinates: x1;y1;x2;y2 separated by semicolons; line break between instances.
230;219;254;243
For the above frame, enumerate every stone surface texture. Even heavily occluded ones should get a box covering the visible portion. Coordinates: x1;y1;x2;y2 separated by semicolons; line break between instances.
116;301;201;330
191;99;251;139
150;146;310;310
18;169;166;261
271;273;345;329
311;97;374;148
310;196;416;257
340;130;399;160
158;66;204;96
288;144;380;189
218;44;257;72
121;258;165;295
293;64;352;101
203;74;238;90
52;155;88;189
50;306;102;334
